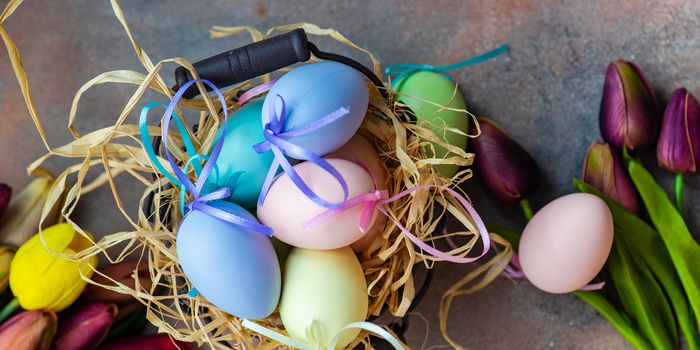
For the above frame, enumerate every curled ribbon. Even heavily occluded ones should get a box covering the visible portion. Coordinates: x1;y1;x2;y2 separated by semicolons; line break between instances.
253;94;352;209
148;78;273;236
237;78;278;106
242;319;404;350
385;44;509;90
304;184;491;264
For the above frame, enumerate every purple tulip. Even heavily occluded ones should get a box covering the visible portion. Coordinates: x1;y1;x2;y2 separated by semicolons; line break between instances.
471;117;541;204
100;334;193;350
582;141;639;214
0;184;11;219
52;302;118;350
599;60;659;150
657;88;700;174
81;260;151;320
0;310;57;350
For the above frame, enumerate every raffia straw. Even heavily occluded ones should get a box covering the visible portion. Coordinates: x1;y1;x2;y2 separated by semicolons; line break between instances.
0;0;510;348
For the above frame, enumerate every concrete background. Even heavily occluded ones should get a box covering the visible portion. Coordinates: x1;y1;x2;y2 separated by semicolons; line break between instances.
2;0;700;348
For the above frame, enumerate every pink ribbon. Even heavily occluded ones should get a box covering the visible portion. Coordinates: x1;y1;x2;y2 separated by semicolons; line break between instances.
237;79;278;106
303;184;491;264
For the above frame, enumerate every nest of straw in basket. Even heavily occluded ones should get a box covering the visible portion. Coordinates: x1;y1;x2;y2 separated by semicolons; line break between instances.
0;1;512;348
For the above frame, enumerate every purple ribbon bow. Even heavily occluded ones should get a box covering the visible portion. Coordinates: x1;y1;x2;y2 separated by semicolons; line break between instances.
162;79;273;236
253;94;352;209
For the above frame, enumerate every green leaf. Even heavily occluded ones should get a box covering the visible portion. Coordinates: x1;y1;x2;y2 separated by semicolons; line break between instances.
488;225;521;249
607;235;677;349
627;159;700;331
575;290;652;350
575;179;699;349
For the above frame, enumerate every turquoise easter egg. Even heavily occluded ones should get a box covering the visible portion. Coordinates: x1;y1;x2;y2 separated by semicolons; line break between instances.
262;61;369;157
177;201;281;319
206;98;274;208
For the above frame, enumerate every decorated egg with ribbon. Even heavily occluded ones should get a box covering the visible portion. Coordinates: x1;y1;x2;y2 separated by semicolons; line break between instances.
327;134;388;252
178;200;281;319
261;61;369;157
257;158;378;250
393;71;469;178
280;247;368;348
205;98;274;208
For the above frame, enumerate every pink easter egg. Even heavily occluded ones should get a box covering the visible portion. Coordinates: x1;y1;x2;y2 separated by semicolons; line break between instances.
328;134;389;252
257;159;377;250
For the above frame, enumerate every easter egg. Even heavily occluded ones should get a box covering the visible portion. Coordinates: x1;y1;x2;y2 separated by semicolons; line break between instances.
280;247;368;348
394;71;468;178
328;134;388;252
257;159;376;250
177;201;281;319
518;193;614;294
206;98;274;208
262;61;369;157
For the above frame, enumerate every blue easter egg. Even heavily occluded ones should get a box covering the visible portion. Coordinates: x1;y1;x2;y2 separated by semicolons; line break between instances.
177;201;281;319
206;98;274;208
262;61;369;157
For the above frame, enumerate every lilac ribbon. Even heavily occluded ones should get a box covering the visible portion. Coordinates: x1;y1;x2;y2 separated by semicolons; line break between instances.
237;79;278;106
161;79;273;236
303;183;491;264
253;94;352;209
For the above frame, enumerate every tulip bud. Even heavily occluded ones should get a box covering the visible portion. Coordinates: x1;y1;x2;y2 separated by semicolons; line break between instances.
81;260;151;320
0;177;63;246
599;60;659;150
656;88;700;173
0;310;57;350
100;334;193;350
471;117;541;204
9;223;98;312
0;246;15;293
53;302;118;350
0;184;11;219
582;141;639;213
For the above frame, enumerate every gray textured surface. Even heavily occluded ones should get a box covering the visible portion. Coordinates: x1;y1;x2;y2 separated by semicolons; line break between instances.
1;0;699;348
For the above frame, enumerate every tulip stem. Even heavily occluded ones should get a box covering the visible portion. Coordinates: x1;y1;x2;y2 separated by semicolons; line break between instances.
0;298;19;323
674;173;684;213
519;199;534;221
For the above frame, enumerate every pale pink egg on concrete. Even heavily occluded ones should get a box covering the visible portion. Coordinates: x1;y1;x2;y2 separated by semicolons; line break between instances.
519;193;614;294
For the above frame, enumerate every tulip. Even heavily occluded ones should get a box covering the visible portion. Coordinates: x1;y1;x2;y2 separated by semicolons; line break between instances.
81;260;151;320
0;246;15;294
599;60;659;150
656;87;700;212
8;223;98;313
53;302;118;350
471;117;541;219
0;183;10;219
0;176;62;246
581;141;639;214
100;334;193;350
0;310;57;350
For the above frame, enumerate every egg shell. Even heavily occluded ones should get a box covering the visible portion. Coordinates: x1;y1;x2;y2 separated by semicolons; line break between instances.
206;98;274;208
262;61;369;157
177;201;281;319
257;159;376;250
327;134;388;252
394;71;468;178
280;247;368;348
518;193;614;294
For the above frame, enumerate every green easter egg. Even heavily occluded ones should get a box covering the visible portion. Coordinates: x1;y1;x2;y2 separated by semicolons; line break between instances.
207;98;274;208
394;71;468;178
280;247;368;348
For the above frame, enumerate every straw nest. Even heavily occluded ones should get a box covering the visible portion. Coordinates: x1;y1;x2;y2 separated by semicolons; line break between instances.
0;0;511;348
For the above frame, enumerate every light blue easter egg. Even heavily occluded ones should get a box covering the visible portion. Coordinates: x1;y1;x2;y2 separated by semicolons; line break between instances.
177;201;281;319
261;61;369;157
206;98;274;208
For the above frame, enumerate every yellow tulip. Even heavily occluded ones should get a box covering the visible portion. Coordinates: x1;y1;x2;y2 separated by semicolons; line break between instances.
9;223;97;312
0;246;15;293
